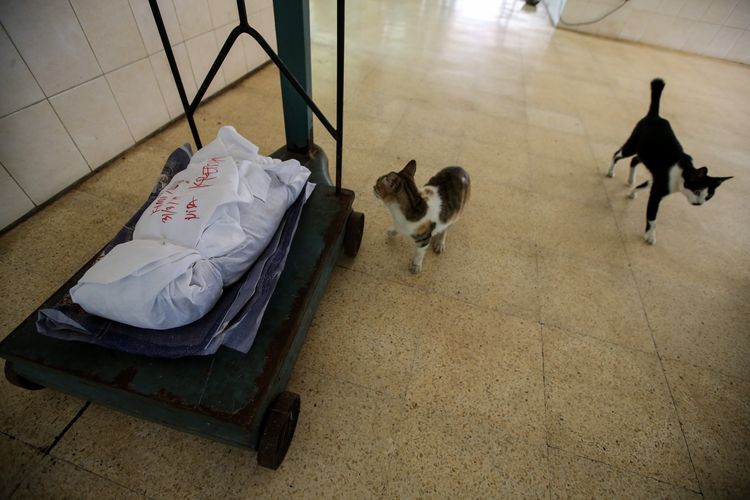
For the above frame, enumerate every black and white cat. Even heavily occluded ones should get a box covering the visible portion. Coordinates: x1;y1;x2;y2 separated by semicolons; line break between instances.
374;160;471;273
607;78;732;244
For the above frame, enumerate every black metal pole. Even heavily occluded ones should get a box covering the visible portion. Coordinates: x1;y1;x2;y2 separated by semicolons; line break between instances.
147;0;202;148
189;26;243;114
243;26;338;140
335;0;344;195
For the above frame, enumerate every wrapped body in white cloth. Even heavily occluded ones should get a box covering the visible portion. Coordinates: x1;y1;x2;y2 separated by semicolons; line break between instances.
70;126;311;329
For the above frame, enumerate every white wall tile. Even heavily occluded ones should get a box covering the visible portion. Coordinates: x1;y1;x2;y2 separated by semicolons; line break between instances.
640;12;676;46
107;59;170;141
0;26;44;117
209;0;240;28
658;0;688;15
679;0;711;20
0;102;90;204
660;15;694;49
628;0;662;14
726;28;750;63
259;7;278;53
242;30;269;71
215;24;249;84
71;0;147;73
186;31;226;98
50;77;134;168
725;1;750;29
619;7;649;42
150;44;198;118
702;0;740;25
682;20;722;55
0;0;101;96
0;164;34;230
245;0;267;15
173;0;213;39
130;0;184;54
705;25;744;57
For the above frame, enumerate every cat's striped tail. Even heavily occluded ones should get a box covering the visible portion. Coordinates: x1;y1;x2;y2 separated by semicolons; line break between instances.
648;78;665;117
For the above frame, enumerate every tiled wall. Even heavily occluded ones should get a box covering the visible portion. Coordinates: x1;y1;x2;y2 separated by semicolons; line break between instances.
0;0;276;230
557;0;750;64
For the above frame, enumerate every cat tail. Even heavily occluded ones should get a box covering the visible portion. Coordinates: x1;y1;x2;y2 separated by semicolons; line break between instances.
648;78;665;117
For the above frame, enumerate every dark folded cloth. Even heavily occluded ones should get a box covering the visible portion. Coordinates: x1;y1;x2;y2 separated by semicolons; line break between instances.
36;145;307;358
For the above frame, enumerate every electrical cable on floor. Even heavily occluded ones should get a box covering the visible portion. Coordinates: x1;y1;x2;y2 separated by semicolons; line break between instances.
543;0;629;27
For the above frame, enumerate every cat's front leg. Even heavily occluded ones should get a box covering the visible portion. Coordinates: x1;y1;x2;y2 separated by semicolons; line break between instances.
410;243;429;274
432;231;446;254
386;225;398;238
644;190;662;245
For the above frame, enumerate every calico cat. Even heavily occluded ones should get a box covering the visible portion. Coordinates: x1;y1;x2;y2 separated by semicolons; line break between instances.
374;160;470;273
607;78;732;245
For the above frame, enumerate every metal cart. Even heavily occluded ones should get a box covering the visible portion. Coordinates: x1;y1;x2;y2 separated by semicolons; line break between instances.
0;0;362;469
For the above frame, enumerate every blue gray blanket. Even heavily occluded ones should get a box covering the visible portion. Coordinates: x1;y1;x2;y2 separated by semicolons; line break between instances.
36;145;306;358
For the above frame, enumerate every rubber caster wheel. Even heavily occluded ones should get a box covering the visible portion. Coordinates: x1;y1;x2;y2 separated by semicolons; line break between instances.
4;362;45;390
344;210;365;258
257;391;300;469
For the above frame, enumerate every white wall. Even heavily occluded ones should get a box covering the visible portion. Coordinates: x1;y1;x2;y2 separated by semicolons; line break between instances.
543;0;567;25
557;0;750;64
0;0;276;230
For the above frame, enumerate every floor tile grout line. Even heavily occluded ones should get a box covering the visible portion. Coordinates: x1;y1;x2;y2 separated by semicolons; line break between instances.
581;125;705;496
42;401;90;456
546;443;704;496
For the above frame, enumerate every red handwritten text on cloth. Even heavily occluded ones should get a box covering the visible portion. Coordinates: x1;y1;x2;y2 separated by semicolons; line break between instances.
190;157;221;190
148;156;222;224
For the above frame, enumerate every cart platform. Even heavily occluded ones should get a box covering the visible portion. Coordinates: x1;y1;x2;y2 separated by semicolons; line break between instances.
0;183;361;468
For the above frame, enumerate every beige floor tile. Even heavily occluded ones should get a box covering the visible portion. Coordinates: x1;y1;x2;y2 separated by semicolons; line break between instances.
405;304;544;429
295;267;422;397
532;198;629;266
0;189;130;287
528;155;610;208
538;250;652;352
635;268;750;380
0;372;86;450
458;136;532;192
51;404;259;498
543;326;698;490
0;267;58;338
663;360;750;499
549;447;702;499
383;407;549;498
239;369;406;498
345;197;540;321
527;126;595;168
13;455;145;500
0;434;44;498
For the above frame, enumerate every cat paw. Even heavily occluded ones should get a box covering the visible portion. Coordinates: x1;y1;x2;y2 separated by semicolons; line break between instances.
627;191;637;199
386;228;397;238
644;232;656;245
432;240;444;254
409;261;422;274
606;171;615;178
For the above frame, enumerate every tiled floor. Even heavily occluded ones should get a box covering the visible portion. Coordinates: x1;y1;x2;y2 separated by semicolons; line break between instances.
2;0;749;498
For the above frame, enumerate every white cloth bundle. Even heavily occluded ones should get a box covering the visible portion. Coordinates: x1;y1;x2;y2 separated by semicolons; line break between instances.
70;126;311;329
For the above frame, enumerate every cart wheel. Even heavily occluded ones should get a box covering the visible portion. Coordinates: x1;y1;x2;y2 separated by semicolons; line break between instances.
4;362;45;390
257;391;300;469
344;210;365;258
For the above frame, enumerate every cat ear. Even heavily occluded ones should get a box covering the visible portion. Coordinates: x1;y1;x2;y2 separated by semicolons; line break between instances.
401;160;417;177
713;176;733;186
695;166;708;177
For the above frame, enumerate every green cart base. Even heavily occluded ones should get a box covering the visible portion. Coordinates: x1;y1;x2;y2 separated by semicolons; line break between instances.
0;180;364;470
